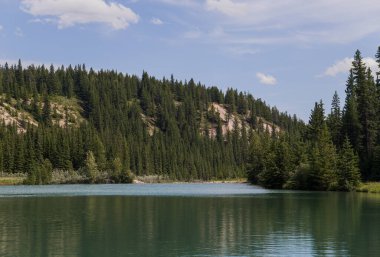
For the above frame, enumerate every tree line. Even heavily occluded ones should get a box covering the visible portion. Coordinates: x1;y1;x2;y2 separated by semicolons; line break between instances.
0;46;378;190
248;47;380;191
0;60;302;184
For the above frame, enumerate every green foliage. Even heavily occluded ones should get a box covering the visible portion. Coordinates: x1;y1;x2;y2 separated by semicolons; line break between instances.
336;137;361;191
247;133;296;189
24;159;53;185
2;61;301;183
308;124;338;190
82;151;98;183
111;157;123;177
307;100;325;142
2;47;380;189
284;163;312;190
327;91;342;147
357;182;380;193
42;94;52;126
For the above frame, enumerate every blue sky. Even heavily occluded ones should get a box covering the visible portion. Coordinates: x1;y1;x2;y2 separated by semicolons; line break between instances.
0;0;379;121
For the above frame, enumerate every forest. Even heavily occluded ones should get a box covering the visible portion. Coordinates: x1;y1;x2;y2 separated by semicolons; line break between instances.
0;47;379;191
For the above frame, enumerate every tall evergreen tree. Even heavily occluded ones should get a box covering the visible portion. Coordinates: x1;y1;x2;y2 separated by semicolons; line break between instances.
42;94;52;126
83;150;98;183
307;100;325;143
375;46;380;86
327;91;342;147
336;137;361;191
342;70;361;153
356;66;378;177
309;124;338;190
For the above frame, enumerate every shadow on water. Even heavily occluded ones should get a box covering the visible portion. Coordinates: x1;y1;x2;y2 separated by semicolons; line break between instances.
0;188;379;256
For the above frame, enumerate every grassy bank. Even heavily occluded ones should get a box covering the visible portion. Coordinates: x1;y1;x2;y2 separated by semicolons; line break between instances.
134;175;247;184
0;174;26;185
357;182;380;193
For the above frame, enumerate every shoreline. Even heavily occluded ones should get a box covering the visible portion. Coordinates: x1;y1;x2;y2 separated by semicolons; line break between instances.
1;174;379;194
133;175;247;184
0;174;248;186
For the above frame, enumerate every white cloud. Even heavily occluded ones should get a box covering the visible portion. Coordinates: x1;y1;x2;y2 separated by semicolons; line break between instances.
167;0;380;45
0;25;3;31
206;0;247;17
20;0;139;30
256;72;277;85
323;57;379;77
153;0;380;47
159;0;199;7
151;18;163;25
323;58;352;77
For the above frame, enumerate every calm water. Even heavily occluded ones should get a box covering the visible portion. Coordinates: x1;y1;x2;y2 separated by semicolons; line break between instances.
0;184;379;257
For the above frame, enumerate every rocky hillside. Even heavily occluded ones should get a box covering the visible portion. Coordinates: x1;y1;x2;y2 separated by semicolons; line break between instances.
206;103;280;137
0;95;84;132
0;95;281;137
0;62;305;182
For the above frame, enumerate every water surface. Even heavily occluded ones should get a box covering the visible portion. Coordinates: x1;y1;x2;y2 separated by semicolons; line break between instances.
0;183;379;257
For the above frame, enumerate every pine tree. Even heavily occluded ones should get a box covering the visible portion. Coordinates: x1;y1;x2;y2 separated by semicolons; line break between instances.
342;70;361;153
327;91;342;147
32;92;41;122
41;159;53;184
111;157;123;180
336;137;361;191
216;116;223;144
356;67;378;177
309;124;338;190
237;92;248;115
352;50;367;89
371;146;380;180
83;150;98;183
375;46;380;86
42;94;52;126
307;100;325;143
48;64;61;94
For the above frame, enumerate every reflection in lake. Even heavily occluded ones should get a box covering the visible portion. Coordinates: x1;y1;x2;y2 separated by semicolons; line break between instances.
0;186;379;256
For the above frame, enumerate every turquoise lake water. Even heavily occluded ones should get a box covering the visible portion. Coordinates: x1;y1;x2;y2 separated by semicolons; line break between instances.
0;183;379;256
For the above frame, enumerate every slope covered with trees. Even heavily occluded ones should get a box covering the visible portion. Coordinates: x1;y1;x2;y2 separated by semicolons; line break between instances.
0;46;378;190
0;60;303;184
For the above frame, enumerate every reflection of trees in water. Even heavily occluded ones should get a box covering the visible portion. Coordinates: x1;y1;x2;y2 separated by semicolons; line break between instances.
0;193;379;256
0;197;82;256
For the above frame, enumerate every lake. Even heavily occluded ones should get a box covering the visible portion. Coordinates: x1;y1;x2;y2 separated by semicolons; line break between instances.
0;183;379;257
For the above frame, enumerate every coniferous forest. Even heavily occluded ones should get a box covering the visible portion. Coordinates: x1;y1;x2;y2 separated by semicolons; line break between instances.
0;47;379;190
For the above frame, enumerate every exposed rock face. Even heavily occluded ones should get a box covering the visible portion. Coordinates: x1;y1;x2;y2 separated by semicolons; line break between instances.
0;96;281;137
0;96;84;133
0;102;38;133
207;103;280;138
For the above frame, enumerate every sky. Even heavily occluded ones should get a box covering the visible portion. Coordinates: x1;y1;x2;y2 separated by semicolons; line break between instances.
0;0;379;121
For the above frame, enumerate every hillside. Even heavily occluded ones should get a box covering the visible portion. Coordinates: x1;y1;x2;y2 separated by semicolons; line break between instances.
0;51;374;192
0;61;306;184
0;95;84;132
0;96;282;137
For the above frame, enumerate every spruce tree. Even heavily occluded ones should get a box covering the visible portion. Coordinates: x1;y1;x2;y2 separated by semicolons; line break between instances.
327;91;342;147
309;124;338;190
83;150;98;183
375;46;380;86
307;100;325;143
342;70;361;153
336;137;361;191
356;67;378;177
42;94;52;126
